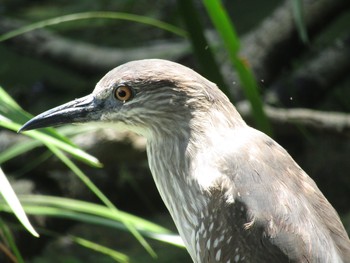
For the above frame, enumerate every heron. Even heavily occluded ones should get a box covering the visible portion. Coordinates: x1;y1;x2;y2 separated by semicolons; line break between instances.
20;59;350;262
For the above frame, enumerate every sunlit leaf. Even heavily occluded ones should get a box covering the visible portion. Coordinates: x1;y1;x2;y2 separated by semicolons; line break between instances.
0;195;185;247
72;236;130;263
0;218;24;263
0;86;102;167
202;0;272;135
0;167;39;237
0;11;186;42
292;0;309;44
46;145;157;257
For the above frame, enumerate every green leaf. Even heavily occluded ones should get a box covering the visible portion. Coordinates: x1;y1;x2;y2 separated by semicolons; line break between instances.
0;11;186;42
0;139;42;165
0;86;102;167
292;0;309;44
0;195;185;247
202;0;272;135
177;0;230;98
0;167;39;237
46;145;158;257
0;115;101;167
23;129;102;167
72;236;130;263
0;218;24;263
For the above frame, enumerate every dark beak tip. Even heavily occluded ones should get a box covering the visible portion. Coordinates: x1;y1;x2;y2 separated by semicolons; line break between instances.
18;118;39;133
18;124;29;133
18;115;53;133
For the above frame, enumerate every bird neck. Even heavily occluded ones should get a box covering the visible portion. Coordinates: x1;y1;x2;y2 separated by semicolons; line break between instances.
146;105;246;205
146;132;205;257
146;131;196;209
146;106;246;257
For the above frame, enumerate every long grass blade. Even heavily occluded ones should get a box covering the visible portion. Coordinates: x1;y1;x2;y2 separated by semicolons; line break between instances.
45;145;157;257
0;167;39;237
73;236;130;263
0;140;41;164
0;87;102;167
0;218;24;263
202;0;272;135
0;115;101;167
292;0;309;44
0;11;186;42
177;0;230;98
0;195;184;247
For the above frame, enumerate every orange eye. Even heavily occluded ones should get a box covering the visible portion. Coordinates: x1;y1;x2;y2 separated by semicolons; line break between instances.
114;85;133;102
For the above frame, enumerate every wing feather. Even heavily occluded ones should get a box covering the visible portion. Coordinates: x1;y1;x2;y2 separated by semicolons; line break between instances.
220;128;350;262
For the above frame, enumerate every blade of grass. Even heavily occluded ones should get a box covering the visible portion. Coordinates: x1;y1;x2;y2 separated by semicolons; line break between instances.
0;86;23;110
1;223;133;263
177;0;230;98
20;195;171;233
202;0;272;135
13;151;52;177
0;86;80;147
45;145;157;257
0;167;39;237
24;207;183;246
292;0;309;44
0;86;102;167
22;129;102;167
0;139;42;164
0;242;17;263
0;218;24;263
0;115;101;167
0;195;184;247
11;223;130;263
72;236;130;263
0;11;186;42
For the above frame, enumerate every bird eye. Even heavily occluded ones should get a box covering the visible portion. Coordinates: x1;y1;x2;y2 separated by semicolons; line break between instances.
114;85;133;102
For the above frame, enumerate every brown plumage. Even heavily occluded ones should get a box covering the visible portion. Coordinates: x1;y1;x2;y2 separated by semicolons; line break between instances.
20;59;350;262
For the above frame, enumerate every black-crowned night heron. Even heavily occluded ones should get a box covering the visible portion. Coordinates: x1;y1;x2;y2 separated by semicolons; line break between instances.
20;59;350;262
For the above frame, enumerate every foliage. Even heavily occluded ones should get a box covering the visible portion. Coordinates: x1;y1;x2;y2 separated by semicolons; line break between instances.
202;0;272;135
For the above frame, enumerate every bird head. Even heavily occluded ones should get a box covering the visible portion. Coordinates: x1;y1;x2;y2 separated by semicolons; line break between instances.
19;59;240;137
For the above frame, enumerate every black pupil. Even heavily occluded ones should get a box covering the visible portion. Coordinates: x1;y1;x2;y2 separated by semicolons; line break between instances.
118;89;127;98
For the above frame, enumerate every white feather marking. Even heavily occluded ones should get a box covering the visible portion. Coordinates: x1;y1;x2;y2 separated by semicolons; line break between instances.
215;249;222;261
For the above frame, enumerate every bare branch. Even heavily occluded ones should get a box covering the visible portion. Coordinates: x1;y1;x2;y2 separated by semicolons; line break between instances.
237;101;350;137
237;0;349;82
0;18;190;74
266;35;350;107
1;0;348;80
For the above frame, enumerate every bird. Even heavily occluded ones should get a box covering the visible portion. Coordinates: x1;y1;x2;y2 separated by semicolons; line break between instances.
20;59;350;262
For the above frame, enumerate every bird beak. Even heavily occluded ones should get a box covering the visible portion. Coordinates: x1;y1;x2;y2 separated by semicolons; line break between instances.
19;94;101;132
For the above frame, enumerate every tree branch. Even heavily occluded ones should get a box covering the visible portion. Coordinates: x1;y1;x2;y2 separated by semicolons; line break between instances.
237;0;350;83
0;18;190;74
266;34;350;107
237;101;350;137
2;0;348;81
